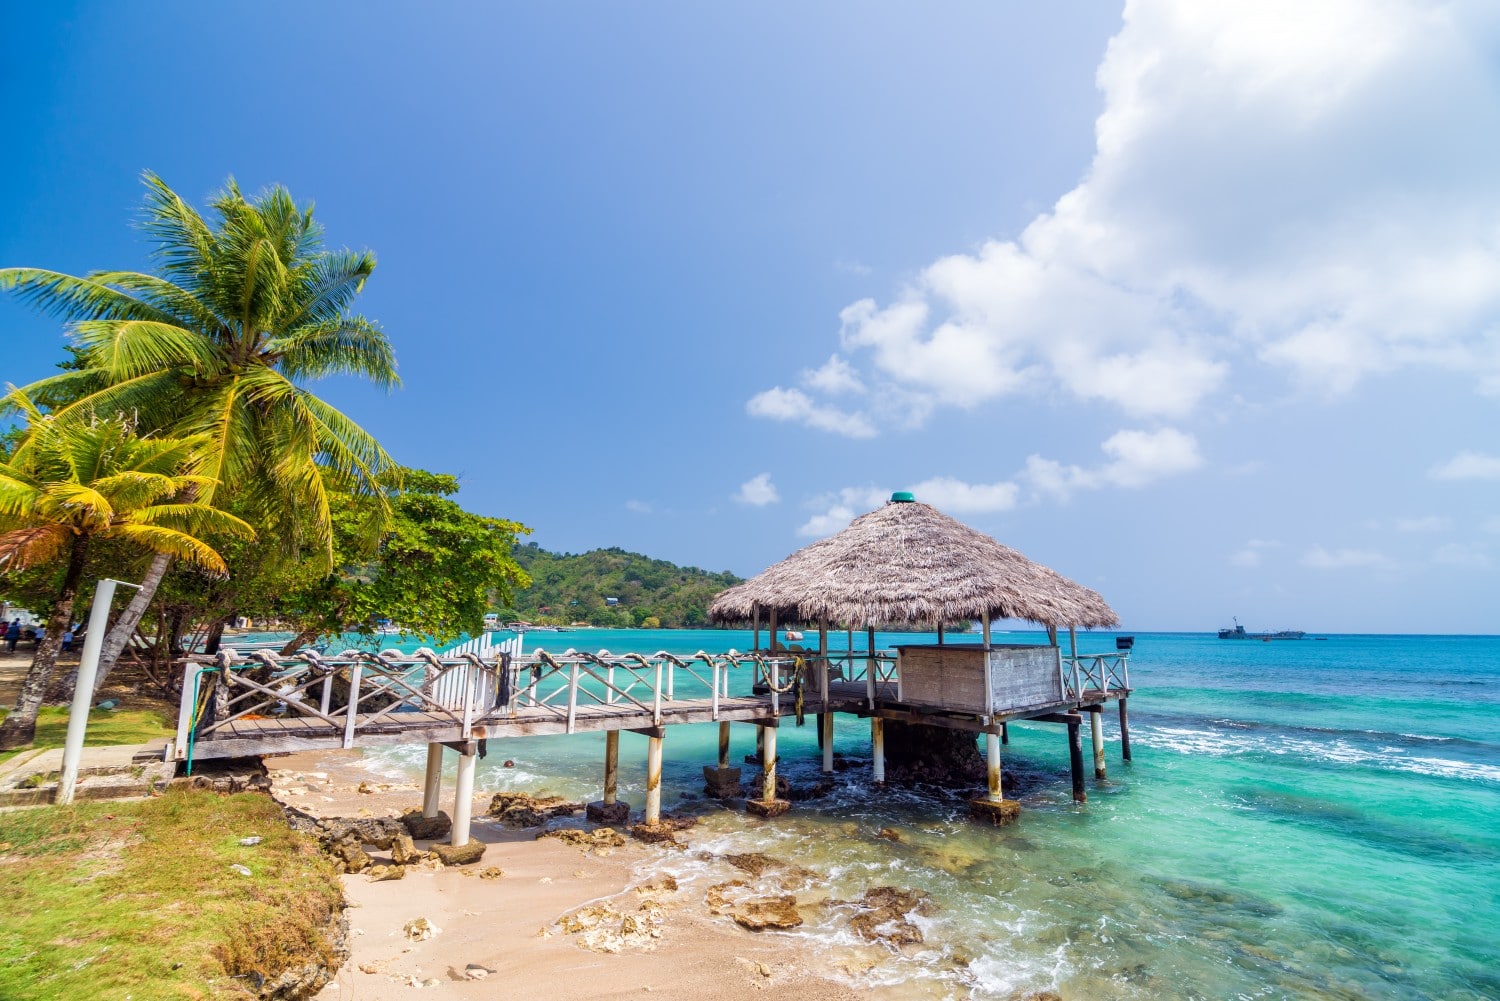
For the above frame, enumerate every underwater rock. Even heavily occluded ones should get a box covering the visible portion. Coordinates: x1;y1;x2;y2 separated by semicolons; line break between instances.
840;886;935;948
702;765;743;799
881;721;985;787
706;879;750;915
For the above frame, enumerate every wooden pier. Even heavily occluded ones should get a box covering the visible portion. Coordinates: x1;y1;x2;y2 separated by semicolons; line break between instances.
170;640;1132;846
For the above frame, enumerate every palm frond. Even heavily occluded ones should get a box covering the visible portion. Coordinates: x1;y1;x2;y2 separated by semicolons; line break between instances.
108;523;228;573
267;315;400;388
0;268;186;326
138;502;256;541
0;525;69;572
72;319;226;381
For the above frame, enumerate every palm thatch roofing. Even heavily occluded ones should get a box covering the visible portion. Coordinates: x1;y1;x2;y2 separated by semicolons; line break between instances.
709;498;1118;629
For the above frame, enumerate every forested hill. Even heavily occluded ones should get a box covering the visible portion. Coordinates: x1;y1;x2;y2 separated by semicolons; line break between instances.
502;544;743;628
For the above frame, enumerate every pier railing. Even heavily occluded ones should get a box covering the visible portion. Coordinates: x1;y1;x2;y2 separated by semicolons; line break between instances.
1061;651;1130;700
174;646;810;764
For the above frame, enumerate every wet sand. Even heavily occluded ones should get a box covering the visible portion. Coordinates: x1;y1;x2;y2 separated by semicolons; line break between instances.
276;749;862;1001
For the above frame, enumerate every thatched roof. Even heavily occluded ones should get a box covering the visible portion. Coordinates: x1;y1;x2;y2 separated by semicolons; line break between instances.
709;498;1118;629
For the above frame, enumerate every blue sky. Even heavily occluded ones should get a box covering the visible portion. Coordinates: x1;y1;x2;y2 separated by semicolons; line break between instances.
4;2;1498;633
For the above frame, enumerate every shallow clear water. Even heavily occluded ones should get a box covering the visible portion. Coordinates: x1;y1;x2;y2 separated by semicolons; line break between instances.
257;628;1500;999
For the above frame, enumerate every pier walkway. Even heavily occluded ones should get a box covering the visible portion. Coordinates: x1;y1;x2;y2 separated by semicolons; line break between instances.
169;642;1132;843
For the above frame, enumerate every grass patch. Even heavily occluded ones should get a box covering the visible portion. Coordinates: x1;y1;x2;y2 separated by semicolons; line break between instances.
0;706;174;766
0;788;343;1000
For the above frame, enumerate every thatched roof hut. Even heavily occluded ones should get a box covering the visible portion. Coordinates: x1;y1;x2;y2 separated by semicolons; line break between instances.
708;494;1117;630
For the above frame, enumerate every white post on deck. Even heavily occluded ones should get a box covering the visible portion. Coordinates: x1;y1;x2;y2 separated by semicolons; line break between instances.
986;731;1003;802
452;745;477;847
58;578;139;805
422;743;444;818
645;733;664;824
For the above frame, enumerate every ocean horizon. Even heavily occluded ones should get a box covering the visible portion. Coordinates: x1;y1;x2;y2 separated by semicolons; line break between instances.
236;628;1499;999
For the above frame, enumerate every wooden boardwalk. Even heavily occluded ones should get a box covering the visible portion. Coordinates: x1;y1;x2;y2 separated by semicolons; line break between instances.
170;645;1132;842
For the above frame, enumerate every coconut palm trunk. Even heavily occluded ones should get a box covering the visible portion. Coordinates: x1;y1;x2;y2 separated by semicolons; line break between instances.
0;536;89;750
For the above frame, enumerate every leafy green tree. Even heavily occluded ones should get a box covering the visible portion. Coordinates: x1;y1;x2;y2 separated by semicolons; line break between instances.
507;544;740;628
0;395;252;748
1;173;399;688
244;469;530;651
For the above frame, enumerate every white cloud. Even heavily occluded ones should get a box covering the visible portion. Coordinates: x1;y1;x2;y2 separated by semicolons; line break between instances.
1301;545;1393;570
1025;427;1204;499
1394;516;1450;533
802;355;864;395
745;387;876;439
904;476;1019;514
734;473;780;507
1432;543;1491;569
625;499;652;514
1429;451;1500;481
748;1;1500;432
798;486;889;537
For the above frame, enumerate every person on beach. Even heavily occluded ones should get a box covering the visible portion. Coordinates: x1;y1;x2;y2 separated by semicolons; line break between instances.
61;626;74;653
4;620;19;653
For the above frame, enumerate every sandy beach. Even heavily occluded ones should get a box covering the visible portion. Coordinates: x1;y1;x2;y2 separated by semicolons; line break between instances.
274;749;864;1001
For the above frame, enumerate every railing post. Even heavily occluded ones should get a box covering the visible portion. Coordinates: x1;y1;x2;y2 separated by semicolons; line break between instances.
342;663;363;749
607;663;616;704
666;659;675;702
653;660;663;725
319;669;334;717
711;661;720;720
462;660;477;738
566;662;580;734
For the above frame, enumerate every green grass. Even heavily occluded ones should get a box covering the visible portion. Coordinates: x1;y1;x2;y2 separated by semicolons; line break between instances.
0;706;175;766
0;789;344;1000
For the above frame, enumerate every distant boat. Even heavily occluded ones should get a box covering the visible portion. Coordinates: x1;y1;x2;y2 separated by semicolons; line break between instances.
1218;617;1305;640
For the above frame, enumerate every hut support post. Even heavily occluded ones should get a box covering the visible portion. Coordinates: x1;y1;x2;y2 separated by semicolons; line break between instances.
1091;706;1107;780
1068;722;1087;803
871;718;885;785
604;730;620;805
746;722;789;817
1119;698;1132;761
422;743;444;818
752;605;760;652
986;731;1003;801
717;722;731;769
819;616;833;774
761;724;777;800
645;733;664;825
452;744;477;847
1001;722;1009;745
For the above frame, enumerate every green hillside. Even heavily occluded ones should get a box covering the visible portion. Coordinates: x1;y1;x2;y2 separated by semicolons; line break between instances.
500;543;743;628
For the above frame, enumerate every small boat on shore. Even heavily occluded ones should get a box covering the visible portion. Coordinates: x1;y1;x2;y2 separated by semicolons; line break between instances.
1218;617;1305;640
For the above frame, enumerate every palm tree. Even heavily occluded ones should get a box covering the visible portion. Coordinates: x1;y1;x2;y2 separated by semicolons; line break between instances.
0;173;399;690
0;395;253;749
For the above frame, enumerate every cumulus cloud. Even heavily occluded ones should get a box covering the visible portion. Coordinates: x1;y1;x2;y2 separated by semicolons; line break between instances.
749;1;1500;435
1301;545;1393;570
1024;427;1203;500
734;473;780;506
797;428;1198;535
802;355;864;395
1429;451;1500;481
745;387;875;438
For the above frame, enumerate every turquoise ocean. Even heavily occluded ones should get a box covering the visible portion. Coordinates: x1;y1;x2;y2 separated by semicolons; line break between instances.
246;628;1500;999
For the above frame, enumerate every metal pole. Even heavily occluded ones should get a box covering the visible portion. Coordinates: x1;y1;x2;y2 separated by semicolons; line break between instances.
986;731;1003;802
645;733;664;824
1091;708;1107;780
58;579;136;806
453;746;477;846
422;743;444;818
